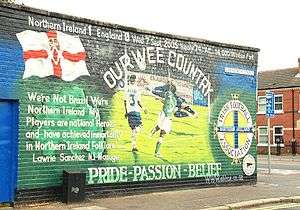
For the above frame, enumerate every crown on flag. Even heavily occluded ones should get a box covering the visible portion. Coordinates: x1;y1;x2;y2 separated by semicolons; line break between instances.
231;94;239;100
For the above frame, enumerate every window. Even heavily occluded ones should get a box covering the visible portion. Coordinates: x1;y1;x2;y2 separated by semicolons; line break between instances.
257;94;283;114
274;95;283;112
258;127;268;145
258;96;266;113
273;126;284;144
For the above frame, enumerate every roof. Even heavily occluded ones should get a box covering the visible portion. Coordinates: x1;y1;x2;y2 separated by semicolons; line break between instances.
258;67;300;90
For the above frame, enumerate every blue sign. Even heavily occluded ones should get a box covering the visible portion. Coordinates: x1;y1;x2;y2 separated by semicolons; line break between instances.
265;91;275;118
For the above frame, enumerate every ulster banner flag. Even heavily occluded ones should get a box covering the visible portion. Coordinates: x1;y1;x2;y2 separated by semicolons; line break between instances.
16;30;90;81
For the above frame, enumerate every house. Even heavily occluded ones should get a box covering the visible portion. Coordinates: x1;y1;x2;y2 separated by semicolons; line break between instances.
257;59;300;154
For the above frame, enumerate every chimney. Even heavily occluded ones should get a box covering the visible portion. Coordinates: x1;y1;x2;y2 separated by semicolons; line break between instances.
298;58;300;67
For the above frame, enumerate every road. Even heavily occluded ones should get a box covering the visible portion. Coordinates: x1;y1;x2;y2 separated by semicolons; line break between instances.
243;156;300;210
257;156;300;193
258;156;300;170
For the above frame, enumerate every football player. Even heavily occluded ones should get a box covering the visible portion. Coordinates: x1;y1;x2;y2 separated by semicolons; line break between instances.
151;82;177;158
124;74;147;152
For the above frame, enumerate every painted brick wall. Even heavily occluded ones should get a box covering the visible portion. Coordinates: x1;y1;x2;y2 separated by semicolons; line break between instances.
0;3;259;202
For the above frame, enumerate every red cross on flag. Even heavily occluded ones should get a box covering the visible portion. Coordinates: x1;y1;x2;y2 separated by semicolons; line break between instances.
16;30;90;81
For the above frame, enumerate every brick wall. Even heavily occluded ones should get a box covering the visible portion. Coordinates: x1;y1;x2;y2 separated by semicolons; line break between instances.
257;88;300;154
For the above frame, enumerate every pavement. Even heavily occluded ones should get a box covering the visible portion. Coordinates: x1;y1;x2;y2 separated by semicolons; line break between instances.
258;154;300;162
3;155;300;210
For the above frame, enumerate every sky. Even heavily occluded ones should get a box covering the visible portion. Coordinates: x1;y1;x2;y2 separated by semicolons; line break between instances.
17;0;300;72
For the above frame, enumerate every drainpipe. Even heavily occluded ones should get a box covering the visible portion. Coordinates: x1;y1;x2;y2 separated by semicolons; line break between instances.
292;89;295;140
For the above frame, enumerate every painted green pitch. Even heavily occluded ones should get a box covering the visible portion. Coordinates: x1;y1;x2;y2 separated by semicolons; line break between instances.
108;91;214;165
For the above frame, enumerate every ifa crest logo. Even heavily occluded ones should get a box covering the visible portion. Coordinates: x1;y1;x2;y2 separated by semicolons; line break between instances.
215;94;254;164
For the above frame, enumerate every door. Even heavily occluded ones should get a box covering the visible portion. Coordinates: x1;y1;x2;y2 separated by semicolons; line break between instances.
0;100;18;203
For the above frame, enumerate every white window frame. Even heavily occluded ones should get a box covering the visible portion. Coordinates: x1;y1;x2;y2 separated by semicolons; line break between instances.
273;125;284;147
257;96;266;114
274;94;283;114
257;94;283;114
257;126;269;146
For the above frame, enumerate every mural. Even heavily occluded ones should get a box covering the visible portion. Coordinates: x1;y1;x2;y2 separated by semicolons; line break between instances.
0;8;258;192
